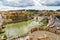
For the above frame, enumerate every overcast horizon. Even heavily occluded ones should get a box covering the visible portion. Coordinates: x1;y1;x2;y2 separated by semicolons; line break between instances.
0;0;60;11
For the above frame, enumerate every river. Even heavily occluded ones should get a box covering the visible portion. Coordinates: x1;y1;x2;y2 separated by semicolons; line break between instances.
4;19;43;40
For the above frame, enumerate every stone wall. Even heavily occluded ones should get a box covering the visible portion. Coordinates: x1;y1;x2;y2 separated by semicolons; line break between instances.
11;27;60;40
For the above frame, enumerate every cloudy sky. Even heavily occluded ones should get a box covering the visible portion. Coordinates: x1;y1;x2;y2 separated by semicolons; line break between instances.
0;0;60;11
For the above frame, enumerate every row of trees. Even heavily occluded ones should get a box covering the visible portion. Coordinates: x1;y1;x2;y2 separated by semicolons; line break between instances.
4;11;34;23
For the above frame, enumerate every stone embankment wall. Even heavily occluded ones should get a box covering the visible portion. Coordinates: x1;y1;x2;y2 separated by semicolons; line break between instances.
11;27;60;40
30;27;60;35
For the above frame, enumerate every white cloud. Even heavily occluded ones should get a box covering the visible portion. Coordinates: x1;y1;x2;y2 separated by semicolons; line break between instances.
33;0;42;6
1;0;35;7
1;0;60;7
6;0;21;3
0;0;60;11
41;0;60;6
